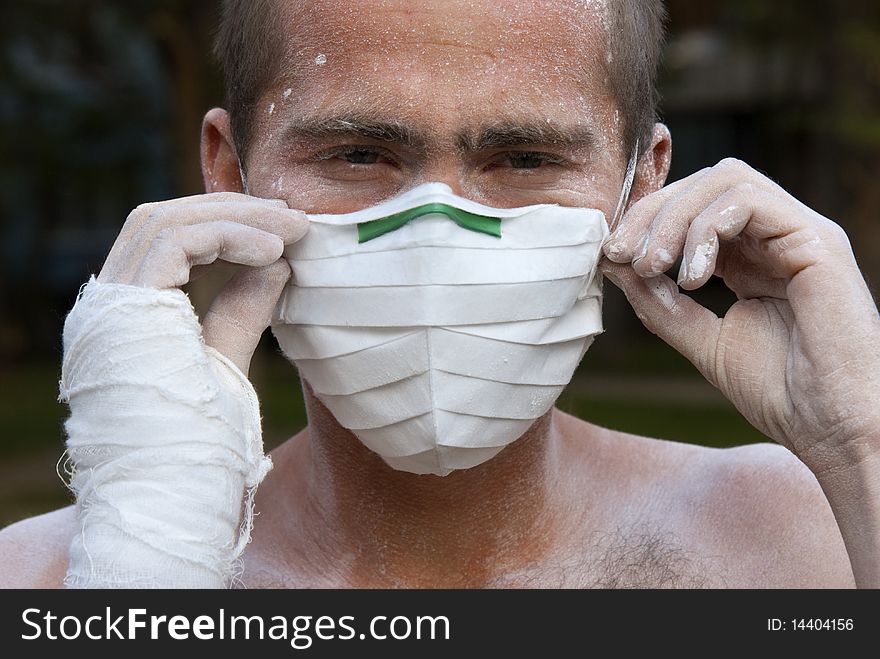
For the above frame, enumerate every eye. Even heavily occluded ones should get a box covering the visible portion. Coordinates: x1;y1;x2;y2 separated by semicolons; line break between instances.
309;145;403;184
317;146;396;166
491;151;567;170
508;153;551;169
340;148;382;164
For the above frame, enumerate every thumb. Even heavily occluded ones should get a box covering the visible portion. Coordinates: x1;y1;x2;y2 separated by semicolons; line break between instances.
202;258;291;376
600;260;723;386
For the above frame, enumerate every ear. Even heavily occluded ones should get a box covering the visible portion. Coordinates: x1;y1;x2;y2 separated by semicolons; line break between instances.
201;108;246;193
628;122;671;205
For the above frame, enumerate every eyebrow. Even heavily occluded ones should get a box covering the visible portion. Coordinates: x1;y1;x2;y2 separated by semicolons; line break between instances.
280;114;596;154
280;114;426;149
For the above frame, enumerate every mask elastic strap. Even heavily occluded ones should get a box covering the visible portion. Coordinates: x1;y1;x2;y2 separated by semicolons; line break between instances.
238;157;250;195
610;138;639;230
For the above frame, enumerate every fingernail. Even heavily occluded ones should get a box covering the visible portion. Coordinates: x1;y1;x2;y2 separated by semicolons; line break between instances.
684;238;716;283
677;258;688;285
648;248;674;276
271;235;285;257
604;240;625;262
632;234;649;264
647;277;677;310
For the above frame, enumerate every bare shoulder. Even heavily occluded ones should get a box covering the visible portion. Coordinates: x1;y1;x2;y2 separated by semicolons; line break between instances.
0;507;76;589
680;442;854;587
558;412;853;587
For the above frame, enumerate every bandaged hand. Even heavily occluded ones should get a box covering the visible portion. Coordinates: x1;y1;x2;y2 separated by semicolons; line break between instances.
600;157;880;585
60;192;308;588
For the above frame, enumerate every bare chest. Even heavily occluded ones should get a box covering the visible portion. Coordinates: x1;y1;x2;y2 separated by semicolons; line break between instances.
237;526;725;589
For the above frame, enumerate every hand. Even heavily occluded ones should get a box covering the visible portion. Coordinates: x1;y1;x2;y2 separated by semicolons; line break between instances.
98;192;308;375
600;158;880;476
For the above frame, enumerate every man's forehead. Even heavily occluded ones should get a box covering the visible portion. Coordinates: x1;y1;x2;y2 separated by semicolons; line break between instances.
273;0;611;88
259;0;617;142
280;0;609;42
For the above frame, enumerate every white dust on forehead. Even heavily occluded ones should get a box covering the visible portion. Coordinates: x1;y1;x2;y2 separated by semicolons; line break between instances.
285;5;609;97
251;0;620;156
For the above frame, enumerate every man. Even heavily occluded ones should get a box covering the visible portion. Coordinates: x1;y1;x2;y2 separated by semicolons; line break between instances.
1;0;878;588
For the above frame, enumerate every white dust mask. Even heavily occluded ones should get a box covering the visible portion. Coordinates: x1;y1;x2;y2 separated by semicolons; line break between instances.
272;163;635;475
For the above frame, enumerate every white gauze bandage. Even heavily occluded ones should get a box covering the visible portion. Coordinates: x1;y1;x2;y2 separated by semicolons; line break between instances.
59;278;272;588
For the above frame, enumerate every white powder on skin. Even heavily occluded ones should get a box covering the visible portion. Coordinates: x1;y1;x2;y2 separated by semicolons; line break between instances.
647;277;676;310
688;236;717;280
717;206;744;236
649;247;673;275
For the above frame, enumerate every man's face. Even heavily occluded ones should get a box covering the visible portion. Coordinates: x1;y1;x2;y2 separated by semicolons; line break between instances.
242;0;626;217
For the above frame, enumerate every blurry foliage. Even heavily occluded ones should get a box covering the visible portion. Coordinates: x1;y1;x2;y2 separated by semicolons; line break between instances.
725;0;880;292
723;0;880;150
0;0;220;360
662;0;880;294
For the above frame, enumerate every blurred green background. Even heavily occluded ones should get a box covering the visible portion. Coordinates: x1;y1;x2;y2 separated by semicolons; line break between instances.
2;0;879;528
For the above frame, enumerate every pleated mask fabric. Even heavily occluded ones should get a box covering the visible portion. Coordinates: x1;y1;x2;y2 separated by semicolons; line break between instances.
272;183;609;476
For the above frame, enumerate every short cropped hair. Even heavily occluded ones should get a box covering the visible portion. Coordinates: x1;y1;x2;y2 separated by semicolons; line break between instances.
213;0;666;162
607;0;667;152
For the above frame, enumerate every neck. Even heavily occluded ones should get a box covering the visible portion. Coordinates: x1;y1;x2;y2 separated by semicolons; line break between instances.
269;384;569;587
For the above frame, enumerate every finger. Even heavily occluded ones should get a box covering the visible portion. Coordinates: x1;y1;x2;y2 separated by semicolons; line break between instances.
116;193;290;246
715;245;790;300
678;183;844;289
626;165;746;275
673;183;755;288
132;221;288;289
606;159;777;271
601;260;722;385
129;201;307;247
102;198;306;282
604;168;710;263
202;259;292;375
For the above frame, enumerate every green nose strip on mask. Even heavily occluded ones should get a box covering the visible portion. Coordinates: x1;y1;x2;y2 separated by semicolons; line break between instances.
356;203;502;243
